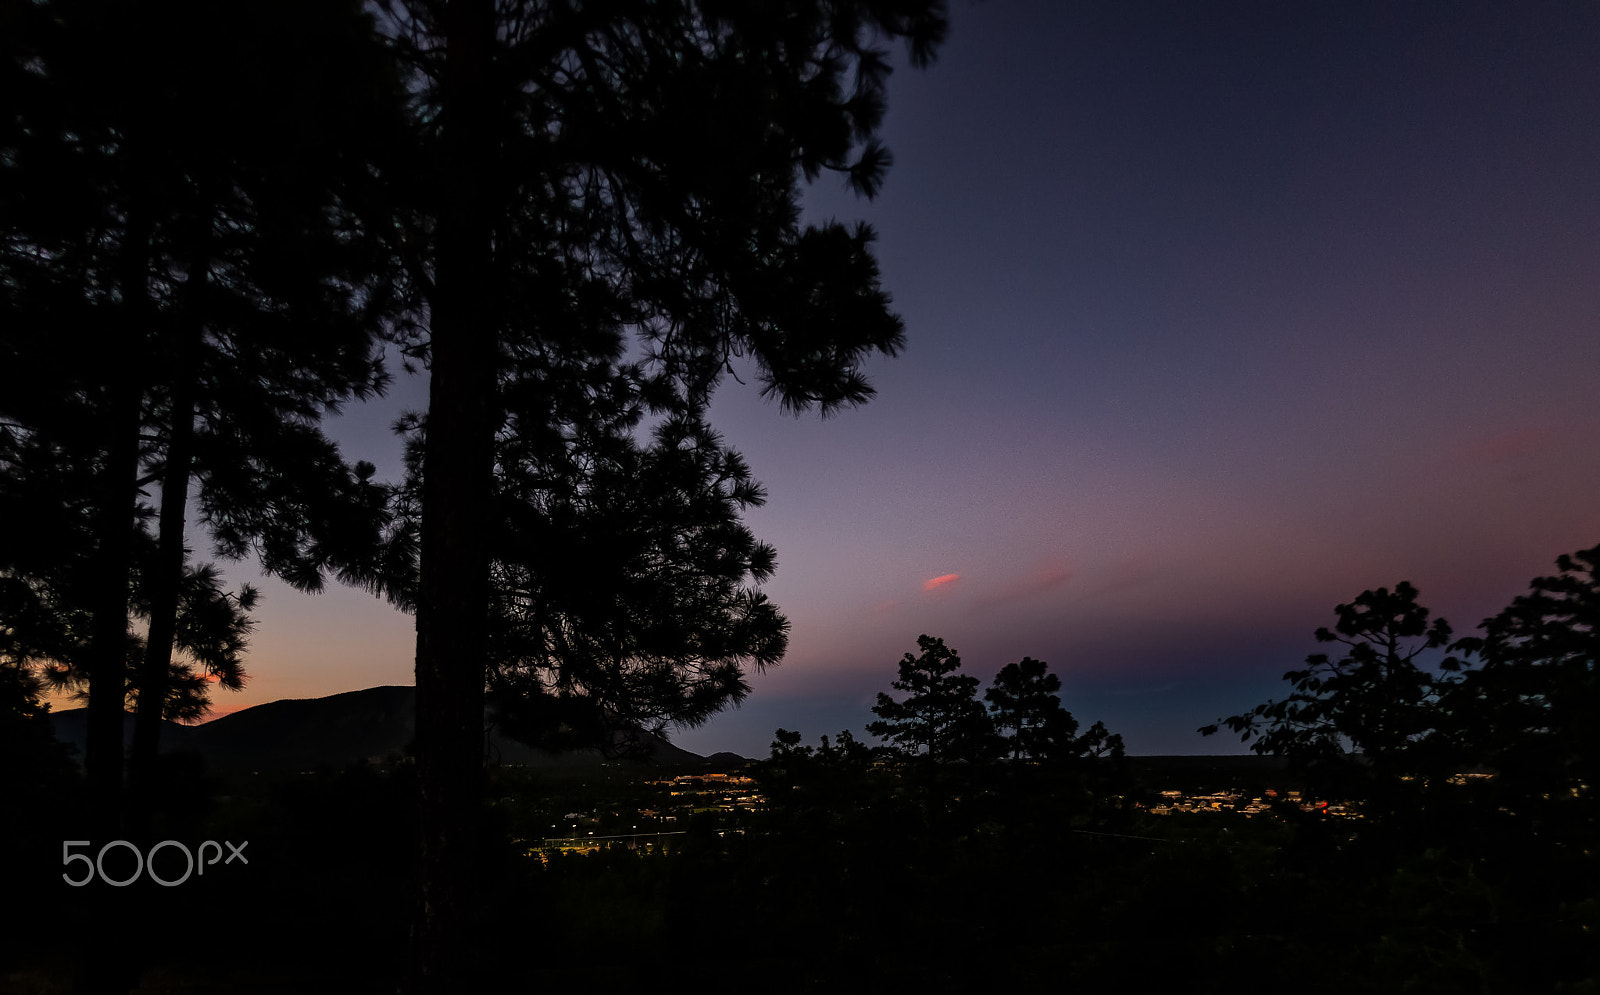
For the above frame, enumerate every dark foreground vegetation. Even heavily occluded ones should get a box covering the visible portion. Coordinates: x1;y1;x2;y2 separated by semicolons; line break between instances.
7;538;1598;994
2;2;949;987
6;747;1594;995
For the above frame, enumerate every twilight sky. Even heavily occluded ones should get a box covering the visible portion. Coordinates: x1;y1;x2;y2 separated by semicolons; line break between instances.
197;0;1600;757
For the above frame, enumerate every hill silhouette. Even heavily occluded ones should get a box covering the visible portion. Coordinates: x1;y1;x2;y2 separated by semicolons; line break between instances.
49;686;732;772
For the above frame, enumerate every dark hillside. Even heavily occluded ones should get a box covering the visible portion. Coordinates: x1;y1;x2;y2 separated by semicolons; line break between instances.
50;685;721;772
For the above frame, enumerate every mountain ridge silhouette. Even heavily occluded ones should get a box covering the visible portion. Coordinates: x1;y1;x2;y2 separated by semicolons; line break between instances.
48;685;740;772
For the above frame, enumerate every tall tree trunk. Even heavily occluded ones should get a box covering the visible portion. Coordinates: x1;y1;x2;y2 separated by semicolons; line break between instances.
83;374;141;836
410;1;497;991
84;216;150;837
127;220;208;834
75;193;150;995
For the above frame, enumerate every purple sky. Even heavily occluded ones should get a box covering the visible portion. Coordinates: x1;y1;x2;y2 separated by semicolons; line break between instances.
188;0;1600;757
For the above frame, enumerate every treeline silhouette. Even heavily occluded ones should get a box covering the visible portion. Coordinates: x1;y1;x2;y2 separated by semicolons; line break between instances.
5;545;1597;990
732;550;1598;991
5;1;949;990
1203;545;1598;859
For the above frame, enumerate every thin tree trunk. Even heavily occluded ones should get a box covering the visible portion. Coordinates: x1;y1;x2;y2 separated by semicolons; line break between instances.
75;188;150;995
85;216;151;831
410;1;497;991
83;373;140;834
127;222;208;833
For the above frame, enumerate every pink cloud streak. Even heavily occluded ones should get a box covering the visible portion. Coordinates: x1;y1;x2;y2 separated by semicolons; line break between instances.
973;563;1072;608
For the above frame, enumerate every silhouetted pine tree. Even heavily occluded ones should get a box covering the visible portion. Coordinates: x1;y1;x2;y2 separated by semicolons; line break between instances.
0;431;259;719
383;403;791;760
1200;582;1466;821
986;657;1073;760
372;1;948;988
489;414;788;752
5;7;407;989
1198;552;1600;989
868;635;997;762
2;0;404;799
1449;544;1600;842
1;0;149;846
